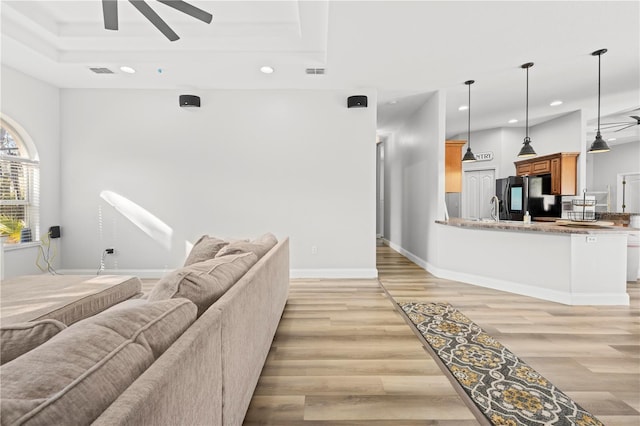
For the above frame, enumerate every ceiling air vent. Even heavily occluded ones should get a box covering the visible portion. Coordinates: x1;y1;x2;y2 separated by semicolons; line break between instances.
89;67;115;74
305;68;326;75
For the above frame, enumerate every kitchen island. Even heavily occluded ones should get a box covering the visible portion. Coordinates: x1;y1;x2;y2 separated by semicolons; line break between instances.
434;218;636;305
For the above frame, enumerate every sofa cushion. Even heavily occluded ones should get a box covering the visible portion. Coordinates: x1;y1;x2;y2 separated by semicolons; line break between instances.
1;275;143;326
0;320;66;365
216;233;277;259
184;235;229;266
148;252;258;316
0;298;197;426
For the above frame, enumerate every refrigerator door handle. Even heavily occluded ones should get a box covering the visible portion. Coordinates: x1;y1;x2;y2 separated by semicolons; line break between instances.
504;182;511;219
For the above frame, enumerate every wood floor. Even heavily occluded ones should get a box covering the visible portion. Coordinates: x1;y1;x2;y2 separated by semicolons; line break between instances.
243;242;640;425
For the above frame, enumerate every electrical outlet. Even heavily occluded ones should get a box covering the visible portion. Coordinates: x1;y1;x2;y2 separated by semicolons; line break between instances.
311;246;318;255
586;236;597;243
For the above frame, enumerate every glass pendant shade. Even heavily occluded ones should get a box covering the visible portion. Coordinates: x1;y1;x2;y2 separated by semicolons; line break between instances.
588;49;610;154
462;79;477;163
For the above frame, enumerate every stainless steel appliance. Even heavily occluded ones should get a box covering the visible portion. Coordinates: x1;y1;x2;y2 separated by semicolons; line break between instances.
496;175;561;221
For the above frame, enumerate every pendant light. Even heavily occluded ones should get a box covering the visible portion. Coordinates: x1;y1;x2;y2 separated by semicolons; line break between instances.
518;62;537;158
462;80;477;163
588;49;610;153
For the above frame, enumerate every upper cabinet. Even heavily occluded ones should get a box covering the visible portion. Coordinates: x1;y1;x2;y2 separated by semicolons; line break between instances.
514;152;579;195
445;140;466;193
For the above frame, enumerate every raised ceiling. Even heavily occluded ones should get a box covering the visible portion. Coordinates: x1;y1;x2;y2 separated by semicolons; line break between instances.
1;1;639;143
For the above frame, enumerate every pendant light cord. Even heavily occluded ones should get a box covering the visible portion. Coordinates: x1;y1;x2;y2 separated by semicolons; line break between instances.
597;53;601;133
468;82;471;146
525;66;529;139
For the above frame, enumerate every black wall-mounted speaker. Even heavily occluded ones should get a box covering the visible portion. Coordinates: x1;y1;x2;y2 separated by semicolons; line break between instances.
179;95;201;107
49;225;61;239
347;95;368;108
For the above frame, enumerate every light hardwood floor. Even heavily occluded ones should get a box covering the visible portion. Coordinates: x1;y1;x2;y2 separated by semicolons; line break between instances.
244;242;640;425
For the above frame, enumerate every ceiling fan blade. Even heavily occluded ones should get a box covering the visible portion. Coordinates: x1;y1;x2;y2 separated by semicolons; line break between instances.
600;124;627;130
157;0;213;24
103;0;119;30
614;124;635;132
129;0;179;41
630;115;640;121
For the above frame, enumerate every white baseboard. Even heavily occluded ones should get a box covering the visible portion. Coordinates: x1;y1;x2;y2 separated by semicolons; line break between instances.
383;239;428;270
290;269;378;279
426;263;629;306
57;269;168;279
382;241;630;306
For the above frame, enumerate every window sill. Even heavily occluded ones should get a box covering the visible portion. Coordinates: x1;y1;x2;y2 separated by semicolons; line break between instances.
2;241;41;252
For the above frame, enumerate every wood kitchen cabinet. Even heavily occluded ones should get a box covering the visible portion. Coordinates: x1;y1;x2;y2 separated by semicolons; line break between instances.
445;140;467;192
514;152;579;195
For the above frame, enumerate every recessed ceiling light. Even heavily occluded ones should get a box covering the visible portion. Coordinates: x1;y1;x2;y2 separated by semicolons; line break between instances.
120;66;136;74
508;119;518;124
458;105;468;111
607;138;616;142
550;100;563;106
389;100;398;105
260;66;274;74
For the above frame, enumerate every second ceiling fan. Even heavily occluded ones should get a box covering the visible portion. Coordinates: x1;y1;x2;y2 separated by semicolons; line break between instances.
102;0;213;42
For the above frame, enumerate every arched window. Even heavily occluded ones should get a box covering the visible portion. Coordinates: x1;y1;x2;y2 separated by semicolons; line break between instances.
0;119;39;244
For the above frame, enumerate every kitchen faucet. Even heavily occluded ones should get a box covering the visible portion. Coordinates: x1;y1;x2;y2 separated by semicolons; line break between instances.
490;195;500;222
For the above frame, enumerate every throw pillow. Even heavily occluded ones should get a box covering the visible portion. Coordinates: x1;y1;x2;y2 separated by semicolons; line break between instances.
0;298;197;426
216;232;277;259
0;319;66;365
184;235;229;266
147;252;258;316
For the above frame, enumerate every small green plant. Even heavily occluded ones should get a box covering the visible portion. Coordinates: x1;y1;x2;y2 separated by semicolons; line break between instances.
0;215;23;243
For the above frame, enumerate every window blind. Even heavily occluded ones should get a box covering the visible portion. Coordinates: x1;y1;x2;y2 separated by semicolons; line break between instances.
0;156;39;243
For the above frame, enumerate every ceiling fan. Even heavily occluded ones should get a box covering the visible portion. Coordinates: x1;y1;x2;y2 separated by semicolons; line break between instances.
102;0;213;42
599;114;640;132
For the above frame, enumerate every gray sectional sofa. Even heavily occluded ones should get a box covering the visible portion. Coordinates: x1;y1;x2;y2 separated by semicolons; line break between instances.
0;234;290;426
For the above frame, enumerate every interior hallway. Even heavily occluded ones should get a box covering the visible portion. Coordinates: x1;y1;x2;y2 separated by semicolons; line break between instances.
244;243;640;425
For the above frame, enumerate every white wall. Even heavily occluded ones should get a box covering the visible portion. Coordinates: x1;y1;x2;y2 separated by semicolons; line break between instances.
588;141;640;211
459;127;503;176
383;91;445;267
456;111;586;184
0;66;61;278
59;89;377;278
529;110;586;190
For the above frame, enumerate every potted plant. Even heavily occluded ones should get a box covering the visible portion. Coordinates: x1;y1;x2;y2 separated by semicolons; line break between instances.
0;215;24;244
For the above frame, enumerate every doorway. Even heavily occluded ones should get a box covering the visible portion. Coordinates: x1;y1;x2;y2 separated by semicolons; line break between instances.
617;172;640;213
376;141;384;238
462;169;496;219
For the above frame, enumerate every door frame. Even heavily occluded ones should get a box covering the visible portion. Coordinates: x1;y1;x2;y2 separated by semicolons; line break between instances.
616;171;640;213
376;141;385;238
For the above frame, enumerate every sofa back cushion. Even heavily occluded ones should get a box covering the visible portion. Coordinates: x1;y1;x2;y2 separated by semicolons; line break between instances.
184;235;229;266
148;252;258;317
0;320;66;365
0;298;197;426
216;232;277;259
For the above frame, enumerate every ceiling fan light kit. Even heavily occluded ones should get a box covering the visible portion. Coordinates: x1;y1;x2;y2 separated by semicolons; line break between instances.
518;62;537;158
102;0;213;42
588;48;611;153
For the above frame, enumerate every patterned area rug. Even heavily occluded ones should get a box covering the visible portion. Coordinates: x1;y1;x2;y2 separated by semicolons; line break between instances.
400;302;603;426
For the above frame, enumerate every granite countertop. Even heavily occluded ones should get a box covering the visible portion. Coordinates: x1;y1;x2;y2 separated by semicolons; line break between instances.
436;218;639;235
